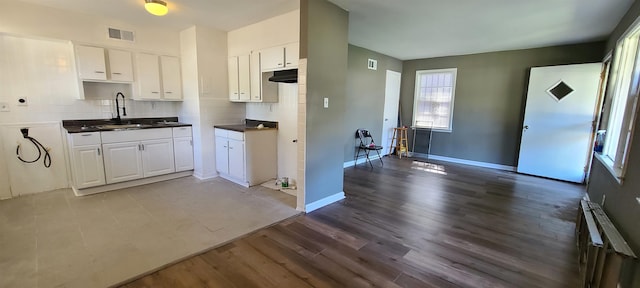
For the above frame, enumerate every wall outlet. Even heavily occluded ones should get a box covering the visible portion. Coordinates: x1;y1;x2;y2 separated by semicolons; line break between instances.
0;102;9;112
17;97;27;106
323;97;329;108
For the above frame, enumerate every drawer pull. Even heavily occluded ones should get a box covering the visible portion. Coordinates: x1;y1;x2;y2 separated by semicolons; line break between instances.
97;148;101;156
112;72;122;75
94;71;105;74
81;134;92;137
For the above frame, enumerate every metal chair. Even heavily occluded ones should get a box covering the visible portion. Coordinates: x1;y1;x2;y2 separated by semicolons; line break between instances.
355;129;384;168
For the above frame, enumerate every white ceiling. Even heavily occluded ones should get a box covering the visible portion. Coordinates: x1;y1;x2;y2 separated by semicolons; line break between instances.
329;0;635;60
17;0;635;60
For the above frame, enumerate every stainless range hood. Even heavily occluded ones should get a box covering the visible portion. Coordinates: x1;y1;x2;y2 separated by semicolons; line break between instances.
267;69;298;83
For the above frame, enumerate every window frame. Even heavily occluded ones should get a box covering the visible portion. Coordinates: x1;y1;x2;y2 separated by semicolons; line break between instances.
597;21;640;183
412;68;458;132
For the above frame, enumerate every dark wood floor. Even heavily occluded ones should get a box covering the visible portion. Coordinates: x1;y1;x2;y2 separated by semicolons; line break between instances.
122;157;585;288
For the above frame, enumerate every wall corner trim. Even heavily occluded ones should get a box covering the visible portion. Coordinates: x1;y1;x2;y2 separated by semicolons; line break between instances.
193;172;218;181
304;191;345;213
421;154;516;171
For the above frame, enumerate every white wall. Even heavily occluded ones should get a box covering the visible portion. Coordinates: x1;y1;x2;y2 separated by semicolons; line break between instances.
179;26;245;180
228;10;300;184
227;10;300;56
0;1;180;55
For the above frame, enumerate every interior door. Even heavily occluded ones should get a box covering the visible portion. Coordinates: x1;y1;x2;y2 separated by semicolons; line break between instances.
382;70;402;155
517;63;601;183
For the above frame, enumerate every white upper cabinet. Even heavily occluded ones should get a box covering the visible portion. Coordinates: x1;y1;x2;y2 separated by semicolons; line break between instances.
107;49;134;82
76;45;134;82
250;51;262;101
135;53;162;100
228;54;251;101
160;56;182;100
284;42;299;68
76;45;107;81
260;42;299;72
260;46;285;71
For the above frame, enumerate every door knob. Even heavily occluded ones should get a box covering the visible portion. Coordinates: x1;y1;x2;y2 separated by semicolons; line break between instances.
292;139;298;143
523;125;529;130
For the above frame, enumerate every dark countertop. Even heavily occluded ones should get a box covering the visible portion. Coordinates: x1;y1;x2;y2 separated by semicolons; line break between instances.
214;119;278;132
63;117;192;133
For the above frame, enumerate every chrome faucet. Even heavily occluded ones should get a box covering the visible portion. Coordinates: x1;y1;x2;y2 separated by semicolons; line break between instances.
114;92;127;122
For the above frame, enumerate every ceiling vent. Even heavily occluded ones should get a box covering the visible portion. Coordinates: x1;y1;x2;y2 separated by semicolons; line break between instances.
107;28;135;42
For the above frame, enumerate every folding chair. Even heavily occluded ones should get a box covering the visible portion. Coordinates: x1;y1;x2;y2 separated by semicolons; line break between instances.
354;129;384;168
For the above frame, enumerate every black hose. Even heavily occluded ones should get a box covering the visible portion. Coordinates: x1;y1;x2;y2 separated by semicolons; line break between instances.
16;136;51;168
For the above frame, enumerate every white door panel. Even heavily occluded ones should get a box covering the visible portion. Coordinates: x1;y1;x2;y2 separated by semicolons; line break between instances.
141;139;175;177
72;145;106;189
382;70;402;154
228;140;245;180
103;142;143;184
517;63;601;183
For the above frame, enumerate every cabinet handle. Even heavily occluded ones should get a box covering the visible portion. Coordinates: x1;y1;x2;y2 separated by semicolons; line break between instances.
112;72;122;75
286;62;292;65
95;71;105;74
141;144;145;150
229;147;233;150
278;63;283;66
190;140;193;146
138;144;142;150
166;91;173;94
81;134;92;137
97;148;101;156
151;92;159;94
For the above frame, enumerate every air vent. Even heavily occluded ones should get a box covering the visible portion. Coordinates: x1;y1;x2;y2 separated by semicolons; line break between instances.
107;28;135;42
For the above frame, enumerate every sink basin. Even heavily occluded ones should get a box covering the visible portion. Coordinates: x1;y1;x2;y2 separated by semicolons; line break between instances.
98;124;150;130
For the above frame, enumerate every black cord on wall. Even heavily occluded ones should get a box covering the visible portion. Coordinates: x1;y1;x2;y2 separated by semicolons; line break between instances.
16;128;51;168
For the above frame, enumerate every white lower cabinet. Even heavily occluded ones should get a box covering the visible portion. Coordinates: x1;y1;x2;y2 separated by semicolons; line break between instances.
215;128;276;186
141;139;175;177
71;145;106;189
103;141;144;184
173;127;194;172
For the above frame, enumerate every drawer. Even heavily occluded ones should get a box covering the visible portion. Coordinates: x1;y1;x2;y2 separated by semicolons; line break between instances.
101;128;172;144
69;132;101;146
228;130;244;141
173;126;192;138
214;128;228;138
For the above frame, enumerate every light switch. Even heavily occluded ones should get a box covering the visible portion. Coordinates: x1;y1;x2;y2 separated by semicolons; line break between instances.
0;102;9;112
323;97;328;108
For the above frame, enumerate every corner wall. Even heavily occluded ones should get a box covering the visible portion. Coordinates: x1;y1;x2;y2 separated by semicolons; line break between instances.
587;1;640;286
400;42;605;167
299;0;349;207
344;45;403;163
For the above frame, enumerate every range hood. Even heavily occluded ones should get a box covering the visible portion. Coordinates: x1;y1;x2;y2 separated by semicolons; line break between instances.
268;69;298;83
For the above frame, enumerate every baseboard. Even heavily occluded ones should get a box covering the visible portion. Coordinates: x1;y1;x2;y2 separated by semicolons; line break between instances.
193;173;218;181
305;191;345;213
73;171;194;196
343;154;383;168
415;153;516;171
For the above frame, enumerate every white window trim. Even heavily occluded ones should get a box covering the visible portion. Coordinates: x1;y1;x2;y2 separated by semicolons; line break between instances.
412;68;457;132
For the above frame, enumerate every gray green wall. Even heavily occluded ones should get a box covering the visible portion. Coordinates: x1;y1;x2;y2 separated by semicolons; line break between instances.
400;42;606;167
300;0;349;204
588;1;640;286
344;44;403;162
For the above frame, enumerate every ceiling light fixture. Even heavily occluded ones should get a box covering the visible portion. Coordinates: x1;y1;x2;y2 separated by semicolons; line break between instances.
144;0;168;16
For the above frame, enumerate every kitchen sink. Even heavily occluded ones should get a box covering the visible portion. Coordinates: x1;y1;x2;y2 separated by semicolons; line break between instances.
97;124;151;130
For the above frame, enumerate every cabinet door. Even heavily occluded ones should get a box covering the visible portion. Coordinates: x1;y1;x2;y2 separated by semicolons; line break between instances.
76;45;107;81
173;137;194;172
250;51;262;101
228;139;245;180
108;49;133;82
284;42;299;68
260;46;285;71
103;142;144;184
238;54;251;101
136;53;162;100
141;139;175;177
160;56;182;100
228;56;240;100
71;145;106;189
215;137;229;174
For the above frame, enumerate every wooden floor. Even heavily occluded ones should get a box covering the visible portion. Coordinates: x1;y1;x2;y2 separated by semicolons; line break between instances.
122;157;585;288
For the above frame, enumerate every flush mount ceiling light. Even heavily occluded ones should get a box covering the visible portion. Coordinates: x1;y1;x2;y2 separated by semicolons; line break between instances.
145;0;168;16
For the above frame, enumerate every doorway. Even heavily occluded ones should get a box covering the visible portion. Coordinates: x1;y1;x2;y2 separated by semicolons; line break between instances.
382;70;402;155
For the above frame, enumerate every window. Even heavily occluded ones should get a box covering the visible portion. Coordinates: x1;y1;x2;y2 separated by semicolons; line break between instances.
599;24;640;181
412;68;457;132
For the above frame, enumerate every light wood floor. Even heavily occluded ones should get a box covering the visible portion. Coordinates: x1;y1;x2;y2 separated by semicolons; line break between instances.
122;157;585;288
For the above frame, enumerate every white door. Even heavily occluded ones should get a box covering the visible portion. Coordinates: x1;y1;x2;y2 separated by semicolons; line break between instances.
382;70;402;155
71;145;106;189
103;142;144;184
160;56;182;100
215;137;229;174
238;54;251;101
517;63;601;183
108;49;133;82
278;84;299;182
136;53;161;100
76;45;107;81
141;139;175;177
174;137;194;172
228;139;245;180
